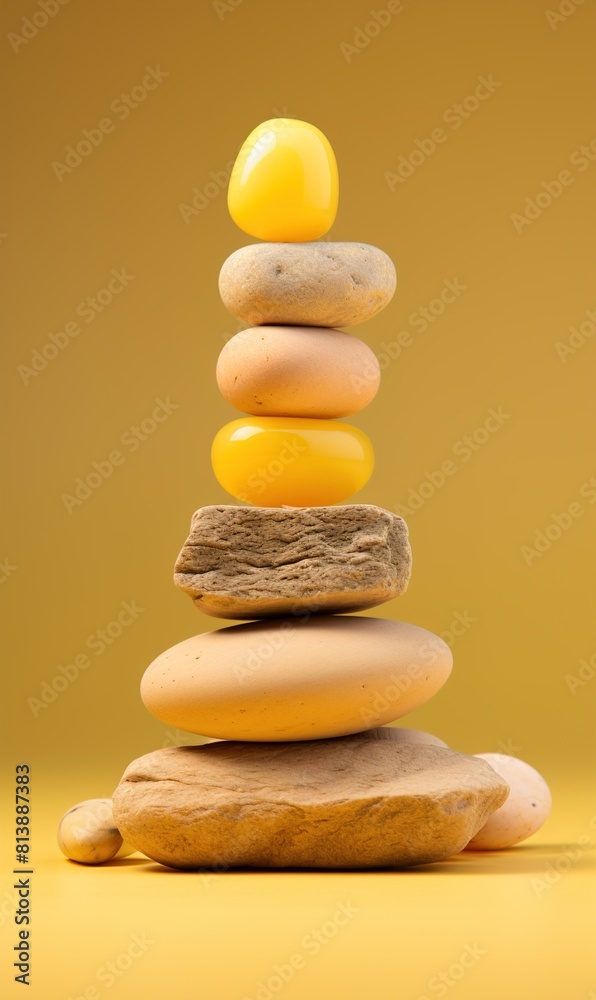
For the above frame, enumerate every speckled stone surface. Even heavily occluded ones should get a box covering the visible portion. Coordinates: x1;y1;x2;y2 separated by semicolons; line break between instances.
218;241;396;327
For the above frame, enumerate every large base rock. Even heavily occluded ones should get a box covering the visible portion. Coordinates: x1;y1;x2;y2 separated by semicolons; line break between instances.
173;504;411;619
112;738;508;870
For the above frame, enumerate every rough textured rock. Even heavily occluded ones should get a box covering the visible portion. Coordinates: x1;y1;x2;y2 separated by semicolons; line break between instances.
174;504;411;619
140;615;452;742
112;739;509;870
218;241;397;328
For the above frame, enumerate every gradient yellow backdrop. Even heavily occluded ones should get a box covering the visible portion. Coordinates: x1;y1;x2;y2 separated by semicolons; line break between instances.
1;1;594;998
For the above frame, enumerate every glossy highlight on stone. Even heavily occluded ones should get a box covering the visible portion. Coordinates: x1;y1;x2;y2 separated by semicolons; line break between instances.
211;417;374;506
227;118;339;241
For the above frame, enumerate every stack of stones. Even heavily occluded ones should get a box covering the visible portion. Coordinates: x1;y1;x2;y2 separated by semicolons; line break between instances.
110;119;512;869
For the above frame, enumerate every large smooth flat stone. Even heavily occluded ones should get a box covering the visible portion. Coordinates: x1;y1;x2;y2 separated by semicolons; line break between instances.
218;241;396;328
174;504;411;620
112;739;509;870
140;615;452;741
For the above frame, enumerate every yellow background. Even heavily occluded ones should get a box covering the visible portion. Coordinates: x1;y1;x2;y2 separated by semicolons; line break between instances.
1;0;594;997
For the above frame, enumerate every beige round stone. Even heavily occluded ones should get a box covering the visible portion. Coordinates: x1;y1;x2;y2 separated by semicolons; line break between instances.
465;754;551;850
218;241;397;328
216;326;380;418
57;798;136;864
140;615;452;742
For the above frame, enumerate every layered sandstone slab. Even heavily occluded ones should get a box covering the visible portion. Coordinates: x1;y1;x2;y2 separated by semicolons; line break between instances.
174;504;411;619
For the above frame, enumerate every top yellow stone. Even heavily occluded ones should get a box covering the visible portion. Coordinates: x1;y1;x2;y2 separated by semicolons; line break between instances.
227;119;339;242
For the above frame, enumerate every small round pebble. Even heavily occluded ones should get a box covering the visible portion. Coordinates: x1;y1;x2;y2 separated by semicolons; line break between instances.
58;798;135;864
465;754;552;850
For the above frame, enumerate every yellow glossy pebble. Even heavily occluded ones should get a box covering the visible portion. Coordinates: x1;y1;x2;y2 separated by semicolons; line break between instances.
227;118;339;241
212;417;373;507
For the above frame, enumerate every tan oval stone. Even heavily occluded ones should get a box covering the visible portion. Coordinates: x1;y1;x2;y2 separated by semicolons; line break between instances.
140;615;452;742
216;326;380;418
218;241;396;328
112;740;509;869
